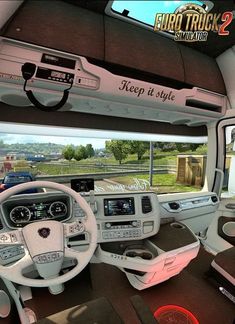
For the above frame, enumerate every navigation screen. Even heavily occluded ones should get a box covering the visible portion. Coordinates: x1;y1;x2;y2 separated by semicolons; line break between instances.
104;198;135;216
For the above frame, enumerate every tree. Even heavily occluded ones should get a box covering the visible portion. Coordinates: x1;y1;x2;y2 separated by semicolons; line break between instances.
175;143;187;152
0;140;5;148
195;144;208;154
85;144;95;158
154;142;174;151
105;140;129;164
62;145;75;161
74;145;88;161
128;141;148;160
189;143;201;151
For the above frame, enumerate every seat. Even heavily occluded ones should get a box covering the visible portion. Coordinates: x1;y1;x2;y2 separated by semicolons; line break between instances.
36;295;159;324
210;247;235;300
36;297;124;324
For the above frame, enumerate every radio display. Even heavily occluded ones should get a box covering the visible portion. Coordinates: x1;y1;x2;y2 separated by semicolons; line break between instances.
104;198;135;216
51;71;66;79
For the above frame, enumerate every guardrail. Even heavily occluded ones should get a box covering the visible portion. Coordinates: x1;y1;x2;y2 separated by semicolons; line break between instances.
40;162;176;171
35;169;174;183
0;168;175;184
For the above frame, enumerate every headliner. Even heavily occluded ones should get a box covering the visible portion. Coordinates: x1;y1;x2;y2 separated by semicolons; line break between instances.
63;0;235;58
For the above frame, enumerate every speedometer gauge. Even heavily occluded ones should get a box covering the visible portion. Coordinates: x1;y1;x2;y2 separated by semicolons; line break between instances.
10;206;31;224
49;201;67;218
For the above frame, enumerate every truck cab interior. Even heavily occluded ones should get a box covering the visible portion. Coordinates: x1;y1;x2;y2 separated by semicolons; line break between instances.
0;1;234;323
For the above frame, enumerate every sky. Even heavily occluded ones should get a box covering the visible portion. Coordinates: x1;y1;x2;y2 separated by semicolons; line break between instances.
0;133;107;149
112;0;203;26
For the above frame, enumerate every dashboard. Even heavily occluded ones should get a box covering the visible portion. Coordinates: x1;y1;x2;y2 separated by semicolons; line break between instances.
0;189;219;267
0;191;160;265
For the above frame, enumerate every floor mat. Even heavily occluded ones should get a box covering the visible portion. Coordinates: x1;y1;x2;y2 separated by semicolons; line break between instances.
25;248;235;324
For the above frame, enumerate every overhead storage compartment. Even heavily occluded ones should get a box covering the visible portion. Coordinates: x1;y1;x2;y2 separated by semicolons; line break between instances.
180;45;226;95
1;0;105;61
0;38;227;126
1;0;226;96
104;16;184;85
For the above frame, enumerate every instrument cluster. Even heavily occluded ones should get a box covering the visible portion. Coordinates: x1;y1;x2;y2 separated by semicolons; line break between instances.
2;196;70;228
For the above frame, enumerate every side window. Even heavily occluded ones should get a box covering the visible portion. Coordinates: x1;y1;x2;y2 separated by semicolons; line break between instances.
224;126;235;197
0;132;207;195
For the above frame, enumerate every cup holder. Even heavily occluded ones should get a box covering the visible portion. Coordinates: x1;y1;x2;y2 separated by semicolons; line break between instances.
222;222;235;237
124;248;154;260
170;222;185;229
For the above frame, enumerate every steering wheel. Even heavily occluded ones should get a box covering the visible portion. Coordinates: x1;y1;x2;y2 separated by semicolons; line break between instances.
0;181;97;287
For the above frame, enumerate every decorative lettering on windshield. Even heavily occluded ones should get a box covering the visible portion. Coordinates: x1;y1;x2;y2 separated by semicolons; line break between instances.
95;178;150;193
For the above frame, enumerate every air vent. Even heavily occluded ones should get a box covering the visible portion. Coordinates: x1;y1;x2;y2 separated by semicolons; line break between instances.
141;196;152;214
168;202;180;210
211;196;218;203
186;99;222;113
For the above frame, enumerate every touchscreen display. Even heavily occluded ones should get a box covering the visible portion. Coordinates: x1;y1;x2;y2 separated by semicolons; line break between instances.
104;198;135;216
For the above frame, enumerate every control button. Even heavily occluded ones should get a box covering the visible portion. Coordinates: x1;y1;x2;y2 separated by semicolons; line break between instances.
0;234;11;244
69;222;84;234
102;233;109;239
75;221;85;232
105;223;111;229
69;225;75;233
33;252;63;264
132;221;138;227
10;233;18;243
143;221;154;234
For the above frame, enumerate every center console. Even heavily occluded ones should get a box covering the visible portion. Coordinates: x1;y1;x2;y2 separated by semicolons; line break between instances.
95;221;199;290
75;192;161;243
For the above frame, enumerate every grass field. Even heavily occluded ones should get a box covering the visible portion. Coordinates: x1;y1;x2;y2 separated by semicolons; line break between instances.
35;163;105;175
77;153;177;166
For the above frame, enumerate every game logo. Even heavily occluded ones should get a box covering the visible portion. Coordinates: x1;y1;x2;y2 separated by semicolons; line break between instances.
154;3;233;42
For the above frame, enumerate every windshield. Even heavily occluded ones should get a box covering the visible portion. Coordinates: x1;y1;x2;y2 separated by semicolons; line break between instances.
0;125;207;194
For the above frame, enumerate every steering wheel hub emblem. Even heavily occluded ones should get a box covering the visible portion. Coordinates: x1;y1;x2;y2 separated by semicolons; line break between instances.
38;227;50;238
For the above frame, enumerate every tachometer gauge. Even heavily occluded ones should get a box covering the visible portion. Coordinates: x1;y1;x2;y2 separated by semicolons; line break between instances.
49;201;67;218
10;206;31;224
